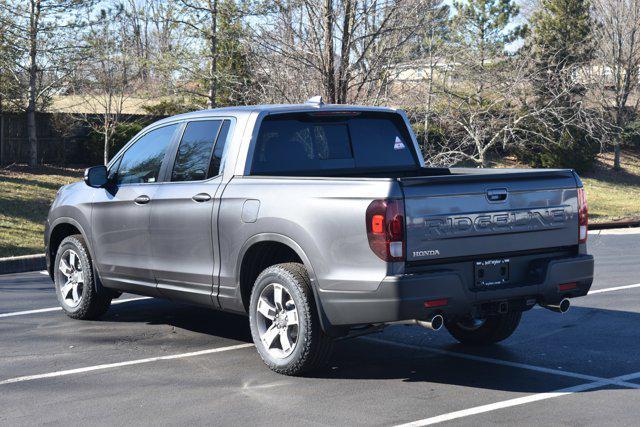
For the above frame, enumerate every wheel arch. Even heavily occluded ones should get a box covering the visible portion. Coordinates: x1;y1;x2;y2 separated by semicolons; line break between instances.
236;233;331;332
47;218;94;280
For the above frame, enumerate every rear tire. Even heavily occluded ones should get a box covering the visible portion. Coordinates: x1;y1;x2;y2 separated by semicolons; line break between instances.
249;263;333;375
54;235;112;320
445;312;522;345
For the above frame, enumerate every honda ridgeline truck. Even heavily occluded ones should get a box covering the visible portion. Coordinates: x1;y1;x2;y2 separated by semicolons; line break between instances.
45;99;594;375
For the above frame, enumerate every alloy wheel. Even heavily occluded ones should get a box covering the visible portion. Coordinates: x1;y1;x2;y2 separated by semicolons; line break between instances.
58;249;84;308
255;283;299;359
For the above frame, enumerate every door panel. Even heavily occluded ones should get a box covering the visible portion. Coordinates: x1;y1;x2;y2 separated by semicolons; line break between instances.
92;185;160;294
149;179;222;306
149;119;230;307
91;123;179;294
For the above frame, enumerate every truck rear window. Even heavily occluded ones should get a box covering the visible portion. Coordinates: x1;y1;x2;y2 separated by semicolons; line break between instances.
251;112;418;175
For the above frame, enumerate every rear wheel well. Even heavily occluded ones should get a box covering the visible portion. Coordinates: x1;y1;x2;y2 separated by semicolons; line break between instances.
239;241;303;311
49;223;82;274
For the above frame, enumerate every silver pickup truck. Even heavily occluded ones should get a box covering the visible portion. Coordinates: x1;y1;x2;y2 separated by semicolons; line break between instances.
45;99;594;375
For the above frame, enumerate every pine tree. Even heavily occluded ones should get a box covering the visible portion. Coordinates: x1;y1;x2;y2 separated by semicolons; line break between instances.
216;0;253;106
453;0;525;65
529;0;594;100
524;0;597;172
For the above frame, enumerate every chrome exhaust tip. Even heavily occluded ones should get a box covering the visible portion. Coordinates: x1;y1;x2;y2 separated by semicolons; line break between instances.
540;298;571;314
416;314;444;331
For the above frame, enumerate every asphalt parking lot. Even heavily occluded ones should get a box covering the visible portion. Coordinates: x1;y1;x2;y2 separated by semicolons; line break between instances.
1;229;640;426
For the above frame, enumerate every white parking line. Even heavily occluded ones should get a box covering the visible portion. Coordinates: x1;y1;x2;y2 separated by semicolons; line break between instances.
0;343;254;385
0;306;61;318
588;283;640;295
394;371;640;426
364;337;640;388
0;297;152;318
395;380;608;426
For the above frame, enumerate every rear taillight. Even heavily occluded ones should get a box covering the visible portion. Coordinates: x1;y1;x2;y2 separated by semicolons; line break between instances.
366;199;405;262
577;187;588;243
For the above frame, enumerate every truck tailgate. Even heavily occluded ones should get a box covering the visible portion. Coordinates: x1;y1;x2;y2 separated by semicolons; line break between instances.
402;169;580;262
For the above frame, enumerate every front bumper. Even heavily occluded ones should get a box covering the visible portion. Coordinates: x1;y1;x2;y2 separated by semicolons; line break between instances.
318;254;594;326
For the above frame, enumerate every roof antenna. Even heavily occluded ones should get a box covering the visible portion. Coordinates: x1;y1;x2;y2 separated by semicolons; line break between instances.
305;95;324;107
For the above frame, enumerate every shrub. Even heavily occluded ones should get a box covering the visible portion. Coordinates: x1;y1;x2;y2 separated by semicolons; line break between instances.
622;120;640;148
514;127;599;173
413;122;448;145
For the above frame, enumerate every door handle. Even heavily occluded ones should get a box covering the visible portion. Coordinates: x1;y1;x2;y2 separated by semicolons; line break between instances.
486;188;508;202
192;193;211;202
134;195;151;205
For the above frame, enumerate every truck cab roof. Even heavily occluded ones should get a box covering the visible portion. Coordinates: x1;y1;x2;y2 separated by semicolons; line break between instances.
151;103;399;127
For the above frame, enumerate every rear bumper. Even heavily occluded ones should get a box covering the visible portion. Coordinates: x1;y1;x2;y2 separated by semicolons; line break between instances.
318;254;594;326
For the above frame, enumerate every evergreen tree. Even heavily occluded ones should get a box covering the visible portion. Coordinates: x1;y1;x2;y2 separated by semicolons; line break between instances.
452;0;525;64
0;7;21;113
441;0;526;167
529;0;594;100
216;0;253;106
521;0;598;172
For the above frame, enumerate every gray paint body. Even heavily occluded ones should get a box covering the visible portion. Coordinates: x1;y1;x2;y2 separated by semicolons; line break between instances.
45;103;594;328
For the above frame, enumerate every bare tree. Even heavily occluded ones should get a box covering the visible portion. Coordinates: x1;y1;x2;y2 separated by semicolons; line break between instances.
251;0;435;104
0;0;97;166
165;0;253;108
591;0;640;170
423;0;526;166
69;7;144;165
421;48;605;167
419;2;450;147
121;0;185;97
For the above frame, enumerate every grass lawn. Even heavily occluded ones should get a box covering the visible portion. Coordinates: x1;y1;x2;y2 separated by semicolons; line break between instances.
581;150;640;223
0;165;82;258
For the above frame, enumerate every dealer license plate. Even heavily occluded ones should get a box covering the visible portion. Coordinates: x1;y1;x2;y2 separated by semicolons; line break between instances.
475;258;510;287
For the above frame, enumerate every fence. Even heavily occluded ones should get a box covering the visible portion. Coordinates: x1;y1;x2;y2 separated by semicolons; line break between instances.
0;112;156;166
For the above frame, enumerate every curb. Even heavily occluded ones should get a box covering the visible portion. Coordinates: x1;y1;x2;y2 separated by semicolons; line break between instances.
589;220;640;230
0;254;46;275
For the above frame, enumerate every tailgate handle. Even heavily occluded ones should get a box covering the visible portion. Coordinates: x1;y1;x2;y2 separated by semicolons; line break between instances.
487;188;508;202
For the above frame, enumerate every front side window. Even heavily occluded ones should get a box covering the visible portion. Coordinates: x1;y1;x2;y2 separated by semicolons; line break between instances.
116;124;178;185
171;120;222;182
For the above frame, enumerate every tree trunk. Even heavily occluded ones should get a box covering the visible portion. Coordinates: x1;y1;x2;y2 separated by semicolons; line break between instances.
207;0;218;109
336;0;353;104
104;123;109;166
27;0;41;167
478;150;488;168
424;24;436;148
612;104;625;170
323;0;336;103
613;140;622;171
0;94;4;165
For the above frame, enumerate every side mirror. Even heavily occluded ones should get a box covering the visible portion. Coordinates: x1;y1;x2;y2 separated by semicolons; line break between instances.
84;165;108;188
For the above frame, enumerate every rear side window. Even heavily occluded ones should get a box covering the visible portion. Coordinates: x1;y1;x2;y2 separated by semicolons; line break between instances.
349;117;416;168
209;120;231;177
116;124;178;185
171;120;222;182
251;112;416;175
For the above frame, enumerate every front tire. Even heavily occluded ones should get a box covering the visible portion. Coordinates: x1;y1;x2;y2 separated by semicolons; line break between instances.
445;312;522;345
249;263;333;375
54;235;112;320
